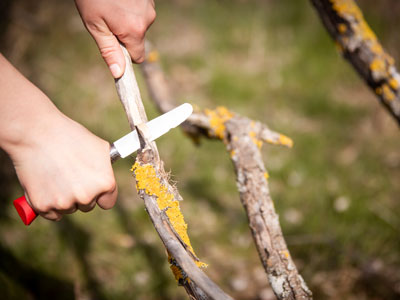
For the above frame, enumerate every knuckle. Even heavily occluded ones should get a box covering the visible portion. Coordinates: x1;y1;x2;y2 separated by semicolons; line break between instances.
131;20;147;39
101;176;116;192
149;9;156;24
74;188;93;206
34;199;52;213
56;198;73;211
100;44;118;60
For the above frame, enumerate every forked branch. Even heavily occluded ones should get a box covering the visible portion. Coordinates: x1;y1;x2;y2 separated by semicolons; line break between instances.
115;45;233;300
140;43;312;300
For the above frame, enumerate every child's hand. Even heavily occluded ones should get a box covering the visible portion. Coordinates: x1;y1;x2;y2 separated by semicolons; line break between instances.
75;0;156;78
10;112;117;221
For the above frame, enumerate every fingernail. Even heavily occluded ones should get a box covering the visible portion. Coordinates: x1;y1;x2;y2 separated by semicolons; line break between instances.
109;64;122;78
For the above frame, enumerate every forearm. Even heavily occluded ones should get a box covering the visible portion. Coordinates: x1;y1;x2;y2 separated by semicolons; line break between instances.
0;54;60;156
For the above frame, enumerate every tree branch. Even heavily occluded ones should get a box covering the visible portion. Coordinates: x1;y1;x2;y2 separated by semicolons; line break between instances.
310;0;400;125
140;43;312;300
115;44;233;300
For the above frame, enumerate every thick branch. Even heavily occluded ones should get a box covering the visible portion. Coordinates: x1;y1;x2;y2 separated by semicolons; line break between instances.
310;0;400;125
115;44;233;300
140;43;312;300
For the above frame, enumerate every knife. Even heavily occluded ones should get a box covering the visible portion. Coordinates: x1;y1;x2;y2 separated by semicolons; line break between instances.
13;103;193;226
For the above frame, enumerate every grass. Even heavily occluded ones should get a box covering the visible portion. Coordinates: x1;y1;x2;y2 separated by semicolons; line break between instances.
1;0;399;299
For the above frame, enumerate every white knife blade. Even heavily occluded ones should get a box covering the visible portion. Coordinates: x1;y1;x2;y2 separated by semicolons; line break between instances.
110;103;193;162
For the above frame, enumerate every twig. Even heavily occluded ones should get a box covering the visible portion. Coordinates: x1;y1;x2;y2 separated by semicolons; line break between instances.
310;0;400;125
141;43;312;300
115;44;233;300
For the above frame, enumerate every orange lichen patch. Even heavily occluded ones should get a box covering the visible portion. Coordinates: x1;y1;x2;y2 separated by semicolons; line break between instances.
370;58;386;73
204;106;234;140
131;161;207;279
331;0;363;20
331;0;377;42
263;134;293;148
168;256;190;284
230;150;236;158
371;43;384;55
264;172;269;180
330;0;394;64
279;134;294;148
389;78;399;90
375;86;383;95
382;84;396;102
170;263;184;282
281;250;290;259
249;131;263;149
337;23;347;33
146;50;159;63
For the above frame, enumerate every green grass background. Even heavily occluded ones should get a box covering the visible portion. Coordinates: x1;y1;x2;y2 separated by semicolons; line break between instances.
0;0;399;299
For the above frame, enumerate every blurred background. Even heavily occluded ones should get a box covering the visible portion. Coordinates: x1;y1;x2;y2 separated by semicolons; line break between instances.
0;0;399;299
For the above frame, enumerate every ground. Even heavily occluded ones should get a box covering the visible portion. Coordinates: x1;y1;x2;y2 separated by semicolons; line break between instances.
0;0;399;299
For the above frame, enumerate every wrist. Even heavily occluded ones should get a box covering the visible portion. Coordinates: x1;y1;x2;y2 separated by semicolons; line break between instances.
0;95;63;159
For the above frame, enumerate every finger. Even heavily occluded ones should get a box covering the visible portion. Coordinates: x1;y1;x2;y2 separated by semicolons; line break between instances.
125;38;146;64
119;11;156;64
88;22;125;78
58;204;78;215
77;200;97;213
40;210;62;222
96;184;118;210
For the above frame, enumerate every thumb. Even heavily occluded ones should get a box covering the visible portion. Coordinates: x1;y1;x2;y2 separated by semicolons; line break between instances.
91;29;126;78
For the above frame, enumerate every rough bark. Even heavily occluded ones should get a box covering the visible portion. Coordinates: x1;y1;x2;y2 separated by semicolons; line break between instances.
140;43;313;300
115;45;233;300
310;0;400;125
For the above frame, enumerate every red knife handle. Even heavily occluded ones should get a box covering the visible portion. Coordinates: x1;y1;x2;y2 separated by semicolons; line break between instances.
13;196;38;225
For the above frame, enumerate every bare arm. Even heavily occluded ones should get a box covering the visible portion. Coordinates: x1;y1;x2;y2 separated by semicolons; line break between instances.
0;54;117;221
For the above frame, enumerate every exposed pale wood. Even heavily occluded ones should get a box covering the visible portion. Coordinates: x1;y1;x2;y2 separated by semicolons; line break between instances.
115;45;149;128
114;44;233;300
140;43;312;300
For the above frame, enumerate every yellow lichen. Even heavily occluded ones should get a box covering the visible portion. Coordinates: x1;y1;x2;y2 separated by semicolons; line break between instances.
279;134;294;148
249;131;263;149
170;262;184;282
147;50;159;63
382;84;395;102
132;162;207;281
371;43;384;55
264;134;293;148
370;58;386;73
264;172;269;180
331;0;395;74
337;23;347;33
204;106;234;140
281;250;290;259
230;150;236;157
389;78;399;90
375;86;383;95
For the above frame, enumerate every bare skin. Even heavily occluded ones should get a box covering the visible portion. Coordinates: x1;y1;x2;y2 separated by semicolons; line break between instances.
75;0;156;77
0;0;155;221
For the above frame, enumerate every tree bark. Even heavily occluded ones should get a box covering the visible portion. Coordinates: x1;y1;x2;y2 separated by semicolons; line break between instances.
140;43;313;300
115;44;233;300
310;0;400;125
